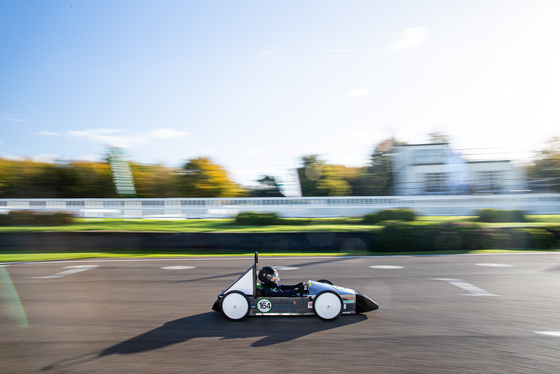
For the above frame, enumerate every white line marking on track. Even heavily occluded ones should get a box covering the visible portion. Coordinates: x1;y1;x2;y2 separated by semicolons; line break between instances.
275;266;299;270
32;265;98;279
370;265;404;269
534;331;560;337
64;265;99;269
476;263;514;267
3;251;560;267
161;266;196;270
431;278;497;296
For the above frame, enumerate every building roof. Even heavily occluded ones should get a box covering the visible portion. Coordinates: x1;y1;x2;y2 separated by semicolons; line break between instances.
396;143;449;147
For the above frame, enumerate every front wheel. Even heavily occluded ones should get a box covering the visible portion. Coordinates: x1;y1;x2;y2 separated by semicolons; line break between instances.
221;291;250;321
313;291;343;321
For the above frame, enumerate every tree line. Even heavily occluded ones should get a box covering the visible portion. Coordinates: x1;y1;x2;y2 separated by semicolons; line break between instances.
1;136;559;198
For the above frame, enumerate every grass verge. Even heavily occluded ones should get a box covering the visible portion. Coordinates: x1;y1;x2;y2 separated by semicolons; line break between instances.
0;218;382;232
2;249;558;263
1;215;559;233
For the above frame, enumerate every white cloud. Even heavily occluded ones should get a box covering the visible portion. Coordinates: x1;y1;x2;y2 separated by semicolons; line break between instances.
315;49;359;53
387;27;428;51
198;148;217;155
0;154;24;161
149;128;189;139
31;154;60;163
1;117;28;123
87;128;122;135
37;131;61;136
78;153;104;162
245;146;270;155
68;129;148;148
345;89;372;97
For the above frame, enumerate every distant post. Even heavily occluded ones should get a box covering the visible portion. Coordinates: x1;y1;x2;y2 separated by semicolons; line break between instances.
108;147;137;197
275;168;302;197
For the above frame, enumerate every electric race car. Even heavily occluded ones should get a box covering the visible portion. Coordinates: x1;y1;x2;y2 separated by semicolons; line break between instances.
212;252;379;321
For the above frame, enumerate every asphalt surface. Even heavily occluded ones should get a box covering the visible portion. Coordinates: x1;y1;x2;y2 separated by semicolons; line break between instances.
1;253;560;373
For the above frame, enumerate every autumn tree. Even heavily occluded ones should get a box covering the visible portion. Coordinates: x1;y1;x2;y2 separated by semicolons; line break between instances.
61;162;115;197
0;158;115;198
0;159;58;198
131;163;179;198
176;157;244;197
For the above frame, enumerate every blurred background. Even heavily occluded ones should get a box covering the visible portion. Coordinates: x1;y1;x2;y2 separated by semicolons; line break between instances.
1;0;560;201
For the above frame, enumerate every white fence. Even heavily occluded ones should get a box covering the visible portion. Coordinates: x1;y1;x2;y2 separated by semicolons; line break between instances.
1;194;559;219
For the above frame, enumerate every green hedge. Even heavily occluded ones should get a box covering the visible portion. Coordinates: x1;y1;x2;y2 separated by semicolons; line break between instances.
235;214;362;226
373;222;559;252
235;209;416;226
509;228;556;249
0;211;75;226
477;209;526;223
472;228;513;249
378;222;437;251
235;212;279;225
362;209;417;224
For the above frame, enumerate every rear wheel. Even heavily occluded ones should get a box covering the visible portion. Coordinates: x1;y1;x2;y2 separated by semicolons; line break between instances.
221;291;250;321
313;291;343;321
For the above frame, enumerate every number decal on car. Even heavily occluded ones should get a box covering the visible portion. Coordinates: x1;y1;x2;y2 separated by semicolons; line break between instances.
256;298;273;313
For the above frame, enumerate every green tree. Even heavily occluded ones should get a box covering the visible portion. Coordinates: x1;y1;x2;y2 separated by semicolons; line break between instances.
350;137;400;196
298;155;324;196
528;136;560;192
176;157;243;197
297;155;351;196
429;131;451;143
249;176;283;197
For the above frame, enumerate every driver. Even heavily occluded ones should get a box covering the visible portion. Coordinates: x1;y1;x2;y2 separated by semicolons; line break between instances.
258;266;304;297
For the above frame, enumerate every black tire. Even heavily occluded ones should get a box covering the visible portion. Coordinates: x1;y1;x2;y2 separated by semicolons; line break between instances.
317;279;334;285
313;291;343;321
220;291;250;321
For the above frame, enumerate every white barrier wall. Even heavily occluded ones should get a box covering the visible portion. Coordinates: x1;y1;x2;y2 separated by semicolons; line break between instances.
1;194;559;219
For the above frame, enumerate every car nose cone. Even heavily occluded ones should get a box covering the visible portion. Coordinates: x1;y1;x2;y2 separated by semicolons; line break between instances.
355;292;379;312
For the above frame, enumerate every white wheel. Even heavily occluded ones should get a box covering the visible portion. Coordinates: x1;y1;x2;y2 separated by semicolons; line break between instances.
313;291;343;321
221;291;250;321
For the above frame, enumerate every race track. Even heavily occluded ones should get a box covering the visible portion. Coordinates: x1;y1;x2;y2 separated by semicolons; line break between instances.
1;253;560;373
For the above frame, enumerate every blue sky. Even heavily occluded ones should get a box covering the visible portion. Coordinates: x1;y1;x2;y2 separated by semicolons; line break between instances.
1;0;560;186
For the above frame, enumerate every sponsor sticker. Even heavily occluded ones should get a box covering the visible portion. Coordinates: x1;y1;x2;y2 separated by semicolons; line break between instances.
256;298;273;313
308;301;313;309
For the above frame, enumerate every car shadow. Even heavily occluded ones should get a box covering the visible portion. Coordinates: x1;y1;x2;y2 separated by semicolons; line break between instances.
42;312;367;371
100;312;368;354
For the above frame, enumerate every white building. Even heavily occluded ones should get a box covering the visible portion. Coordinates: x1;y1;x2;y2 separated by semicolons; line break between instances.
392;143;526;196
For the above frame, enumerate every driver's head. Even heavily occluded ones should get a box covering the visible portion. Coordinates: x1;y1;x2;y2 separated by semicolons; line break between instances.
258;266;279;287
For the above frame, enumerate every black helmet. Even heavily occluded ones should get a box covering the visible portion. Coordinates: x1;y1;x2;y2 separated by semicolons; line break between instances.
258;266;279;287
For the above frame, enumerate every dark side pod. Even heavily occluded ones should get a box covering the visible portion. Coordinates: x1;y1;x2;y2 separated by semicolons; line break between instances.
356;292;379;313
212;298;221;312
